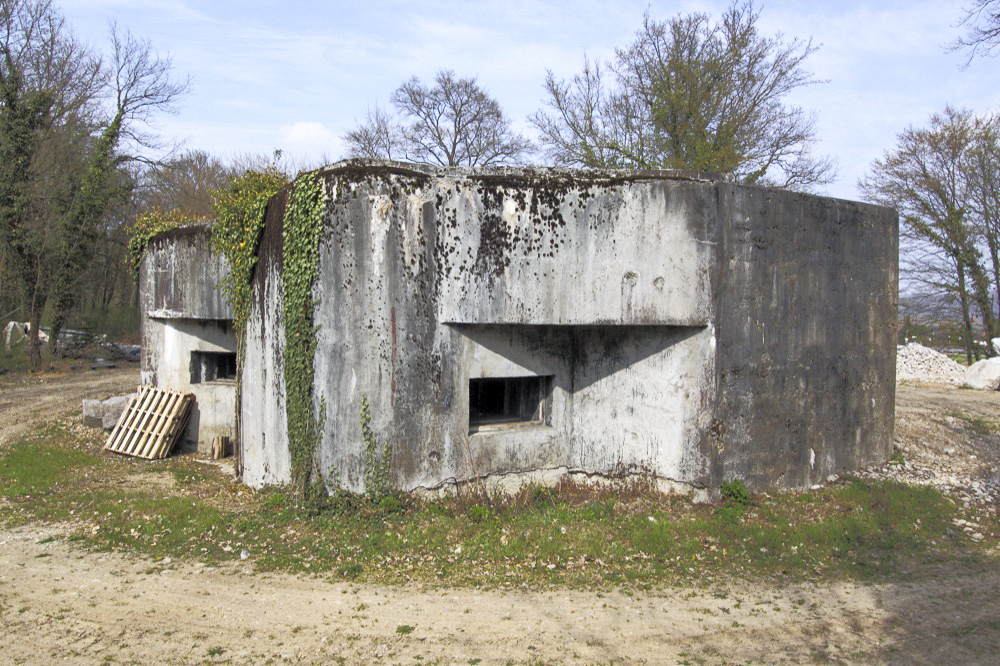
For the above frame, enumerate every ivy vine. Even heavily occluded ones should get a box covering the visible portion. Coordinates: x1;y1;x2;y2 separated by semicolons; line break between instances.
131;168;330;496
282;171;327;494
210;168;289;340
360;393;391;497
209;168;287;478
127;208;208;274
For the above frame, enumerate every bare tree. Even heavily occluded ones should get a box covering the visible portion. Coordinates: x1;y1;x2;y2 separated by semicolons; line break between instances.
343;105;404;162
965;115;1000;324
952;0;1000;61
1;0;103;123
104;23;188;156
47;24;188;350
861;107;997;362
532;57;652;169
137;149;231;217
532;1;834;190
344;70;532;167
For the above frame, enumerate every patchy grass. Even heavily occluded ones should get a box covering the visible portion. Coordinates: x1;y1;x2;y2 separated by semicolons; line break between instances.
0;428;101;498
0;423;995;589
172;467;209;485
949;412;1000;436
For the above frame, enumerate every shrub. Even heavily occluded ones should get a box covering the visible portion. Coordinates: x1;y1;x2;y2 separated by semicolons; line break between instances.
720;479;751;508
467;504;493;523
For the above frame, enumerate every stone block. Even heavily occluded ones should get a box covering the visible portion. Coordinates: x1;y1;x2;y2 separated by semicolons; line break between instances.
102;394;133;430
82;399;104;428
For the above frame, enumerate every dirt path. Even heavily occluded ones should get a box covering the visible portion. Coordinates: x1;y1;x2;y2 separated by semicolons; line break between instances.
1;372;999;664
2;521;998;665
0;367;138;446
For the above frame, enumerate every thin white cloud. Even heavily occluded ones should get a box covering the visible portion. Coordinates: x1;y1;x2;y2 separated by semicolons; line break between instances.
56;0;1000;202
279;121;342;162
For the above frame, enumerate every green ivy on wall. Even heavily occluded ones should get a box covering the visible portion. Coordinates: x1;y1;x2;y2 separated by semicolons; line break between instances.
282;171;327;494
210;168;289;339
360;393;391;497
210;168;287;479
126;209;208;274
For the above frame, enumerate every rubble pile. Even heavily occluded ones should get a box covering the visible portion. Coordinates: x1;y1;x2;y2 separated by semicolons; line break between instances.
896;342;966;384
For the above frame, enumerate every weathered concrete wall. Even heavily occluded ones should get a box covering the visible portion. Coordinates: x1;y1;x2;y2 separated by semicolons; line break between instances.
140;225;236;452
434;174;715;326
240;160;897;493
241;192;291;486
139;225;233;323
710;186;898;488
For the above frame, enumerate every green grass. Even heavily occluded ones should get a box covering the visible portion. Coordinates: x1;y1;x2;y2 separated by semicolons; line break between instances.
0;345;41;374
949;412;1000;436
0;436;101;498
1;426;995;589
172;467;208;484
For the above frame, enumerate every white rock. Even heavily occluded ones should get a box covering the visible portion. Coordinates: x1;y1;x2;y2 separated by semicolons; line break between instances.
963;357;1000;390
896;343;966;384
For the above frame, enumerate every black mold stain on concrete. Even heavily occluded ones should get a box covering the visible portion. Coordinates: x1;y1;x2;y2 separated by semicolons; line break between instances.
237;160;898;494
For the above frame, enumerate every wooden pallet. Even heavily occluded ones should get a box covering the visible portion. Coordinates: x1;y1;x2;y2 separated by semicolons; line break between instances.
104;386;194;460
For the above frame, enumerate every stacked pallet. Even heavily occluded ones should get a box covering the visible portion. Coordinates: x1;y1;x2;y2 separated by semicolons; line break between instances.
104;386;193;459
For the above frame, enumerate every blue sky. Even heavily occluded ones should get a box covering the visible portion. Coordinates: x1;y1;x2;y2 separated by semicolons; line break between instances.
58;0;998;201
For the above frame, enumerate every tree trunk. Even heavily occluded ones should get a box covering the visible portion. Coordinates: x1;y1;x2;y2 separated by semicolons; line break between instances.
988;241;1000;354
957;259;976;364
968;257;998;349
48;317;61;356
28;304;42;371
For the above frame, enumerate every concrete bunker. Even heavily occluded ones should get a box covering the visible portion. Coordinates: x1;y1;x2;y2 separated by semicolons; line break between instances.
238;160;898;493
139;224;237;453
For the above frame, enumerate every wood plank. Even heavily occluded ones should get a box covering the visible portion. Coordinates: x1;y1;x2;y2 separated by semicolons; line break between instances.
117;385;161;455
110;386;144;454
118;387;153;455
155;394;192;459
105;386;194;460
138;390;177;458
105;385;147;452
158;397;192;459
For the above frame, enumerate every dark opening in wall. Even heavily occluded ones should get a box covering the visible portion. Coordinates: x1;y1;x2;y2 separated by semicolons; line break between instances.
191;351;237;383
469;376;551;432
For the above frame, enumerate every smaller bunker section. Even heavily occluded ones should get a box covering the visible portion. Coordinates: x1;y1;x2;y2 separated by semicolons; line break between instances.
139;224;237;454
